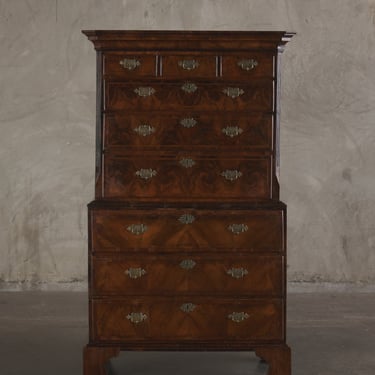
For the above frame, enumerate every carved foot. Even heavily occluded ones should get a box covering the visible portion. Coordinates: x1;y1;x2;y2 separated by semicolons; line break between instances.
255;345;291;375
83;345;120;375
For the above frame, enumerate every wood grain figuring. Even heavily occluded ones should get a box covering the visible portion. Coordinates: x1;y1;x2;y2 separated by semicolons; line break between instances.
91;298;283;342
100;53;275;80
104;112;273;149
105;81;273;111
90;208;284;252
83;30;294;375
91;254;284;296
161;55;217;79
221;53;274;79
103;154;271;200
103;53;157;78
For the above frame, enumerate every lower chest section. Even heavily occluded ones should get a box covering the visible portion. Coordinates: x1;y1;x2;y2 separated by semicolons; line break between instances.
88;204;286;346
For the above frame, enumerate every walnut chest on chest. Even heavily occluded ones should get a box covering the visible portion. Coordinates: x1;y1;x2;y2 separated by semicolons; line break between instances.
82;30;294;375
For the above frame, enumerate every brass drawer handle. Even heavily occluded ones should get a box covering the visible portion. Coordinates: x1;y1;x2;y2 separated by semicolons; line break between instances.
179;158;195;168
223;87;244;98
127;224;148;235
178;59;199;70
125;267;147;279
178;214;195;224
133;124;155;136
228;312;249;323
227;267;248;279
237;59;258;71
228;223;248;235
119;57;141;70
180;303;196;313
135;168;157;180
222;126;243;138
134;86;155;97
180;118;197;128
181;82;198;93
221;170;242;181
180;259;196;270
127;312;147;324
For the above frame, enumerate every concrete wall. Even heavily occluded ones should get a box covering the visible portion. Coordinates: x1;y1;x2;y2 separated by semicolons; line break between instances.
1;0;374;290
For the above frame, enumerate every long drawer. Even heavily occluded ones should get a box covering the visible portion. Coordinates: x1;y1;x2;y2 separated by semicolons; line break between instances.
91;297;283;342
91;254;283;296
104;81;273;111
104;112;273;149
90;208;285;253
102;154;271;200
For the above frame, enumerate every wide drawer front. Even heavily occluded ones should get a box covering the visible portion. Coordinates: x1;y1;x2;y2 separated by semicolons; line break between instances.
92;254;283;296
91;298;283;341
105;81;273;111
103;155;271;200
103;53;274;79
90;209;284;252
104;112;273;149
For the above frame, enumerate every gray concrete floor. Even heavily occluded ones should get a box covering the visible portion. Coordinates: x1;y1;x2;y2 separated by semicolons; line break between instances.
0;292;374;374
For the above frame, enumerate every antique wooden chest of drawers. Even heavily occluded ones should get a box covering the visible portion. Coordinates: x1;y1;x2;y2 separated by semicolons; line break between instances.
82;30;294;375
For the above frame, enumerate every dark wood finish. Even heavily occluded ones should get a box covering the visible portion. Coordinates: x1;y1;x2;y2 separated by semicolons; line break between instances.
94;51;103;198
83;345;120;375
82;30;294;51
83;30;293;375
103;154;271;200
103;52;274;80
256;345;291;375
105;81;273;111
221;53;275;79
103;53;157;78
90;208;284;252
88;199;286;210
160;55;218;79
91;254;284;296
104;112;273;149
91;297;283;342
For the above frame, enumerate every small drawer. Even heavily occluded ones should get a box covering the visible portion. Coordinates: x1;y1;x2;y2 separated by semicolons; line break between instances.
103;53;156;77
102;153;271;200
161;55;217;78
90;207;285;253
91;297;283;342
91;254;283;296
105;81;273;112
104;112;273;150
222;53;274;79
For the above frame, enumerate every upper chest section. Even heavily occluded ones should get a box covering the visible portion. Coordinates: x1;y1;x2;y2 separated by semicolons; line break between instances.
83;30;294;81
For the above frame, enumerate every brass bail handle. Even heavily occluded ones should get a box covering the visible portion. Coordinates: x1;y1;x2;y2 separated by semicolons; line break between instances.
178;59;199;70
